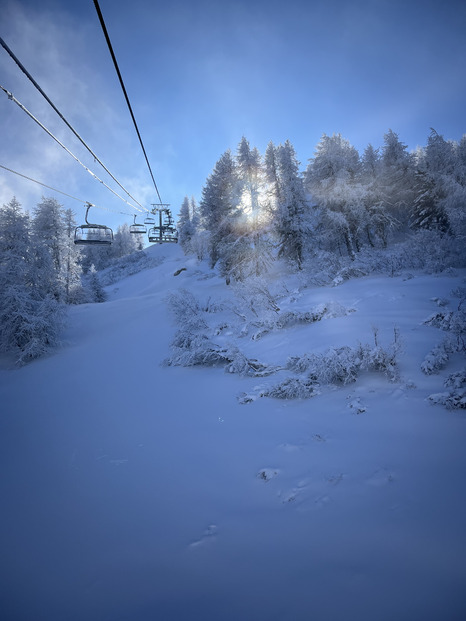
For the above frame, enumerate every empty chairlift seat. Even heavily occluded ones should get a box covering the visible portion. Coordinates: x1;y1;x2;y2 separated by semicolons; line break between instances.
129;215;147;235
74;204;113;246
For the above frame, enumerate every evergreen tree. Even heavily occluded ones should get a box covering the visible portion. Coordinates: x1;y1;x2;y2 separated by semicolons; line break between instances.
188;196;208;261
0;197;30;293
305;134;362;258
237;137;262;219
274;140;310;268
361;144;380;181
199;149;240;273
87;264;106;303
263;141;281;222
111;223;140;259
234;137;273;277
305;133;360;192
411;130;455;232
411;170;449;232
0;197;64;364
379;129;415;228
177;196;195;252
456;135;466;186
32;196;68;301
62;209;85;303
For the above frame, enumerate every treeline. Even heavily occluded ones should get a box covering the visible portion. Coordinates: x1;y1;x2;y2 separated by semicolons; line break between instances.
177;129;466;281
0;196;142;363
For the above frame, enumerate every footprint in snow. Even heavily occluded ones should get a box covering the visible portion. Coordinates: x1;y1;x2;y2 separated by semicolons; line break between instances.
347;397;366;414
326;473;344;485
257;468;279;482
366;468;394;487
189;524;218;549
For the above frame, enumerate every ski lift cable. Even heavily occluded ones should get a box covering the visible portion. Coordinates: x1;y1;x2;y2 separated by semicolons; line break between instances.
0;35;148;212
0;83;144;213
0;163;136;217
93;0;164;206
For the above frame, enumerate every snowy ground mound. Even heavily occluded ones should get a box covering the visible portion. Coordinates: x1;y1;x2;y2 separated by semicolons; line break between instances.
1;248;465;621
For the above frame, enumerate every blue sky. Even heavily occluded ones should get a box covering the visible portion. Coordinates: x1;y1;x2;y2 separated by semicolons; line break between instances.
1;0;465;230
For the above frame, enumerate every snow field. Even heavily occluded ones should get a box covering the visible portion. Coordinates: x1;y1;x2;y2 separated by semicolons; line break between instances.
1;244;465;620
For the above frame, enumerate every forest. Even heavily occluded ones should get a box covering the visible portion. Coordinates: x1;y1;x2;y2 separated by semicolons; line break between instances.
178;129;466;279
0;196;144;364
1;128;465;365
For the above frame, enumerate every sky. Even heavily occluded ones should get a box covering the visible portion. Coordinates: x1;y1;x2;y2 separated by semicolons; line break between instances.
1;0;465;232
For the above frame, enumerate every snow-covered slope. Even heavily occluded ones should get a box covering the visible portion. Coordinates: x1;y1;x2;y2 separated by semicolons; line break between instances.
1;245;465;621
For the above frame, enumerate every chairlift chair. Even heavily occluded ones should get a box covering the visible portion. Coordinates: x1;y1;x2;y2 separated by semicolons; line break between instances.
129;215;147;235
74;203;113;245
144;214;156;225
148;226;163;243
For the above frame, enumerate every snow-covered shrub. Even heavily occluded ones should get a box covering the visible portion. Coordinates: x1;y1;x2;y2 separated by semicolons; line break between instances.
421;340;453;375
274;330;401;399
165;335;272;376
316;346;362;385
164;334;229;368
360;327;401;381
451;287;466;301
288;332;400;386
428;369;466;409
250;301;353;341
224;347;276;376
421;302;465;375
164;290;273;376
165;289;208;331
444;369;466;389
424;310;455;331
233;277;280;319
263;377;320;400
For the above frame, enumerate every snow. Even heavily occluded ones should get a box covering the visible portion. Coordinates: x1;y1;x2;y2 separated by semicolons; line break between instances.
1;243;465;620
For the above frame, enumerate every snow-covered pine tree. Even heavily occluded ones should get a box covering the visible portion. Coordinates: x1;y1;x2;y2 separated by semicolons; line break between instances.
199;149;241;278
307;135;359;257
62;208;85;303
457;135;466;186
274;140;310;268
357;144;393;248
304;133;363;258
177;196;195;253
235;137;273;277
264;141;281;207
237;137;262;219
411;130;465;234
411;170;449;232
111;222;141;259
87;264;107;303
0;197;30;298
305;133;360;193
361;144;380;181
379;129;415;229
0;197;64;364
32;196;68;301
188;196;208;261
